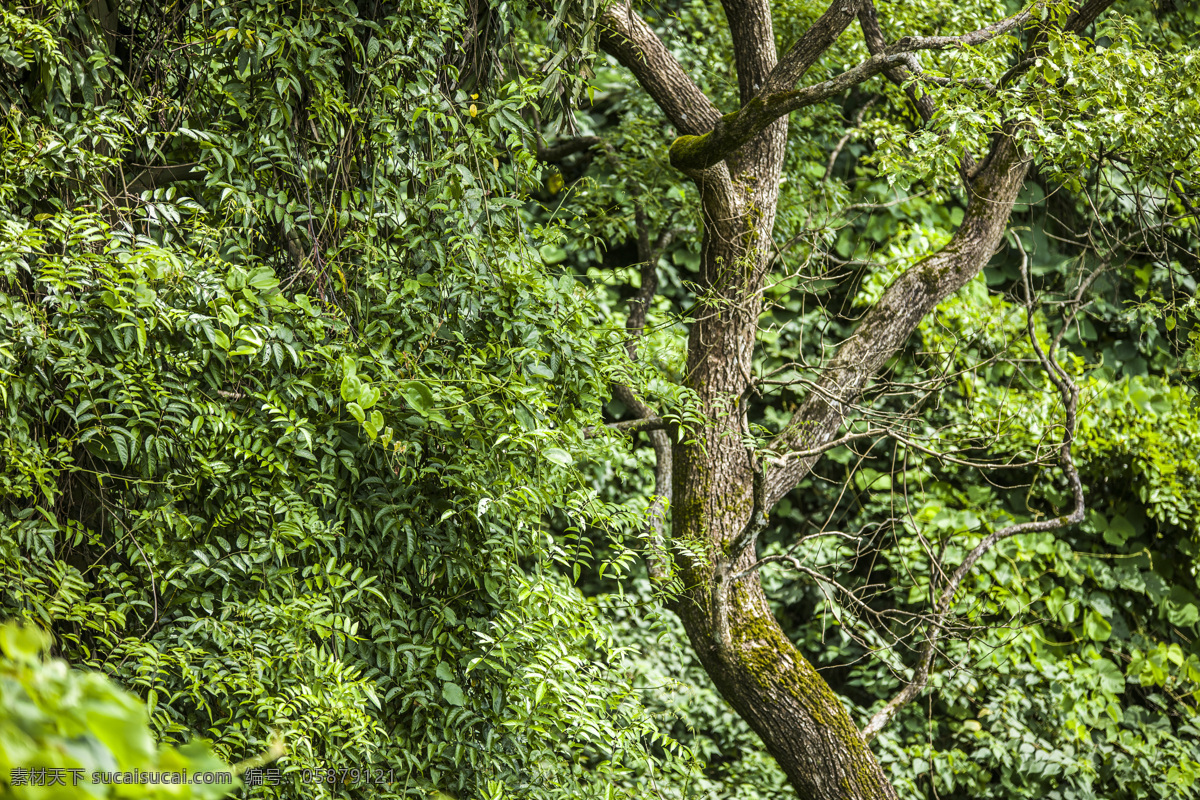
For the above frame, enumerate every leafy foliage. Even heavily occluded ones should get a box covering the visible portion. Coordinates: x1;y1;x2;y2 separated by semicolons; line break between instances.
0;620;236;799
4;0;1200;797
0;0;692;798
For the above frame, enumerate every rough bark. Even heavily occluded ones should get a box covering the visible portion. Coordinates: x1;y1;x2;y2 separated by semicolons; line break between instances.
668;164;900;797
666;107;1032;800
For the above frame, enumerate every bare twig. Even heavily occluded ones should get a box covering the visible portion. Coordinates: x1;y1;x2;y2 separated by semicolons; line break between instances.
824;97;878;182
766;427;888;464
861;232;1086;742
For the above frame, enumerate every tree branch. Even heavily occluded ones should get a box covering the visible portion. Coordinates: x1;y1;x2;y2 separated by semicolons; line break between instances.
889;4;1036;52
644;427;674;582
857;2;985;181
670;2;1035;171
766;427;887;463
763;132;1032;506
604;149;678;581
860;232;1085;742
584;416;667;437
1066;0;1118;32
729;529;862;581
624;173;674;359
761;0;1116;504
727;452;768;563
536;135;601;161
857;2;936;122
670;50;903;171
718;0;779;106
760;0;865;98
607;382;675;583
597;1;721;136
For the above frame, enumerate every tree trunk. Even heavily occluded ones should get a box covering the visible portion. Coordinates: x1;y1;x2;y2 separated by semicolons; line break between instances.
668;135;1030;800
667;97;901;795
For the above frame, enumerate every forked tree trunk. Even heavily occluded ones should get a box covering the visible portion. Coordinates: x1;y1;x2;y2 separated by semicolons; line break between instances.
670;123;901;800
670;132;1029;799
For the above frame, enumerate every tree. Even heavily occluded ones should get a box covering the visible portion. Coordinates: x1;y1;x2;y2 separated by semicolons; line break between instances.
529;0;1200;797
3;0;1199;798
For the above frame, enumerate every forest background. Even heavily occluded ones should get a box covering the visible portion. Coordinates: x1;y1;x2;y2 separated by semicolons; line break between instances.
1;0;1200;798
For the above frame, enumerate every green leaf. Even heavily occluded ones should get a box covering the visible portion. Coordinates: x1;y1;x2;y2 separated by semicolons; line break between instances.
358;385;380;409
402;380;434;414
1045;586;1067;620
442;682;464;706
247;266;279;291
514;403;537;431
1103;515;1136;547
341;373;362;402
113;432;130;467
1165;587;1200;626
0;622;50;663
544;448;572;467
1094;657;1125;694
367;410;384;440
539;244;566;264
225;268;247;291
1084;609;1113;642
